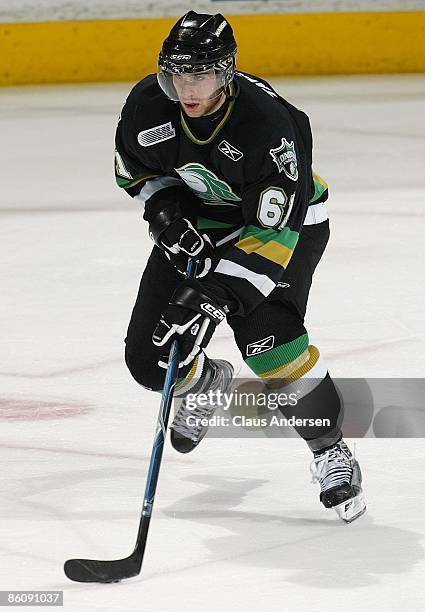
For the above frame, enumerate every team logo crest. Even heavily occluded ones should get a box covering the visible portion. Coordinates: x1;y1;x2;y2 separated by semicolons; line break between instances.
218;140;243;162
175;163;241;206
269;138;298;181
246;335;275;356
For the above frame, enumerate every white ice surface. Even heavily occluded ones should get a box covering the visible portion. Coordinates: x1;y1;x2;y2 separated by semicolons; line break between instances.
0;75;424;611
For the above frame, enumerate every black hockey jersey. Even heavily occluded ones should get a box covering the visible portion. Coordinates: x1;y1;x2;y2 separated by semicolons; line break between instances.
115;72;328;316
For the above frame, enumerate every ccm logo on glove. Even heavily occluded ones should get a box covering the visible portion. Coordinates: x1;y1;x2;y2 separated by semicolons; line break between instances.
152;280;227;368
200;302;226;321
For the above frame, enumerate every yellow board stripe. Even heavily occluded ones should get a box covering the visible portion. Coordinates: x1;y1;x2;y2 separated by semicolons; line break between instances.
1;12;425;86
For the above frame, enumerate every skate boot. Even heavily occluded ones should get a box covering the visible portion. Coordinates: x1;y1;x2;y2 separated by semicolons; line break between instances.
310;439;366;523
170;359;234;453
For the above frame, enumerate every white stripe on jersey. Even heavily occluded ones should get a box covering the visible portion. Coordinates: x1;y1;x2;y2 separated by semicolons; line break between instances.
215;260;275;296
304;202;328;225
215;227;243;247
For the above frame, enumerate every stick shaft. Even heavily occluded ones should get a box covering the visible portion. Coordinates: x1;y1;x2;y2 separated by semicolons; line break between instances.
133;260;195;563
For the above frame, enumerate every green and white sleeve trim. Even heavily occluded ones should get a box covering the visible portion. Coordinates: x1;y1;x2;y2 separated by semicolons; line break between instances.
134;176;184;207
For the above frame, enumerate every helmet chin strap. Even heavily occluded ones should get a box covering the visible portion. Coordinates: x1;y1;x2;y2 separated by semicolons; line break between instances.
225;84;236;101
206;82;235;104
210;88;227;104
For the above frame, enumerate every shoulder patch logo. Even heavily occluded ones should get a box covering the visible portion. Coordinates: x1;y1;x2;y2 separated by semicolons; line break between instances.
138;122;176;147
218;140;243;162
269;138;298;181
246;335;275;357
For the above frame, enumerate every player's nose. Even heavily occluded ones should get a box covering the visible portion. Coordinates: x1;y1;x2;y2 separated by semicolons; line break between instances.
180;79;197;91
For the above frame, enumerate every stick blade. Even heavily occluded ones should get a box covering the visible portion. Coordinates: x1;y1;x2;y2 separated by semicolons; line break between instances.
64;553;140;583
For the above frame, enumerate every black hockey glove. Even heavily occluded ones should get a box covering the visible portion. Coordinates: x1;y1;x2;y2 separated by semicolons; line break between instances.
149;205;213;278
152;279;227;368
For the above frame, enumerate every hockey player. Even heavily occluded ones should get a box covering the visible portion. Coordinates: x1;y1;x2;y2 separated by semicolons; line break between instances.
115;12;366;523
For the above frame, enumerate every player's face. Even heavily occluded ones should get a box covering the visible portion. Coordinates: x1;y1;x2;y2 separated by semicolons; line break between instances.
172;71;225;117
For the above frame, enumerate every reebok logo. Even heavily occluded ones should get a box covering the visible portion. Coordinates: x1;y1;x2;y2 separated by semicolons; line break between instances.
218;140;243;162
246;335;275;356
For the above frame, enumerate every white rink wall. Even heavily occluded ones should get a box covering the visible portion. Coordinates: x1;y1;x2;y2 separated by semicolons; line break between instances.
1;0;424;22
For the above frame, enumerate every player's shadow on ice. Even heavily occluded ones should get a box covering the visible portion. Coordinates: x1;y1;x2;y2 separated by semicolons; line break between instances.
163;473;424;589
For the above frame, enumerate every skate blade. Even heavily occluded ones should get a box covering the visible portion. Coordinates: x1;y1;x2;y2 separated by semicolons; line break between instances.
334;493;366;524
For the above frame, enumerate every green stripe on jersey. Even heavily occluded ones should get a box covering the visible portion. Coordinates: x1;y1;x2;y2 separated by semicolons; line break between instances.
240;225;299;250
197;217;236;230
310;173;328;204
116;175;134;188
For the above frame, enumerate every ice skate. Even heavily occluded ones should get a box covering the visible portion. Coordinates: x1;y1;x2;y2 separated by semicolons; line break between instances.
310;439;366;523
170;359;234;453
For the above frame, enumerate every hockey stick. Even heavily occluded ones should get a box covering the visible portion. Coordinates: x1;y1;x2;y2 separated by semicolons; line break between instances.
64;260;196;583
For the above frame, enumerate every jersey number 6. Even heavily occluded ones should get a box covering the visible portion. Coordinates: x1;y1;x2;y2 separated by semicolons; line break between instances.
257;187;294;230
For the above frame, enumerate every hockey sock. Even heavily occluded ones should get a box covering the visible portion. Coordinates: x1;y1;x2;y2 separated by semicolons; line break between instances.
265;345;343;451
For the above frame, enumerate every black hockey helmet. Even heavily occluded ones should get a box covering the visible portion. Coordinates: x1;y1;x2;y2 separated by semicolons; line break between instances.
157;12;237;102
